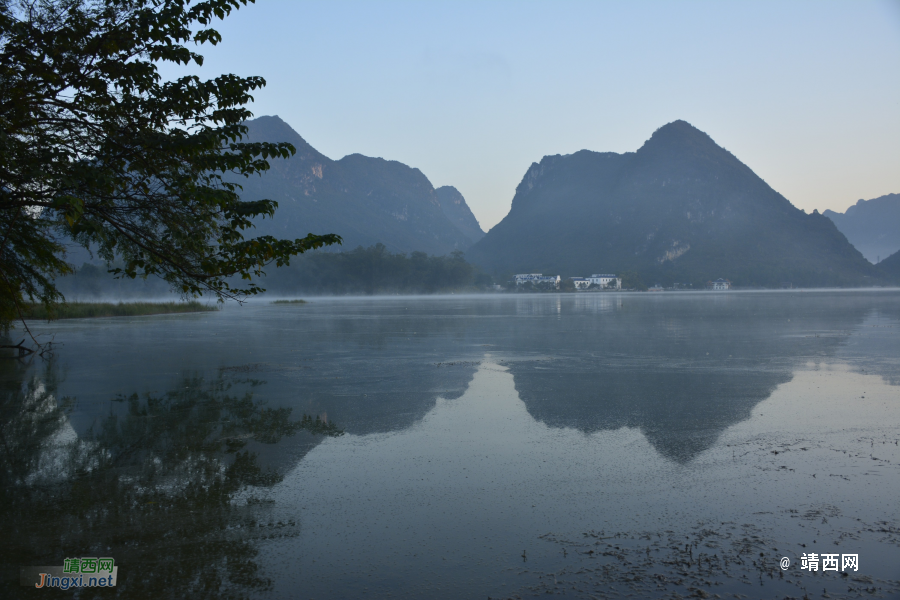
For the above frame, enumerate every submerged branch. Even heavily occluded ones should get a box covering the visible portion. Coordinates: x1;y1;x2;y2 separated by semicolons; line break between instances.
0;338;34;357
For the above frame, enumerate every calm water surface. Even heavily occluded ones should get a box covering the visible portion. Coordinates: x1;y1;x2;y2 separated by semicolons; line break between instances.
2;291;899;599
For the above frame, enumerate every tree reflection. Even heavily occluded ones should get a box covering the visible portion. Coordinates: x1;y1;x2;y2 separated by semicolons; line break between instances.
0;360;341;599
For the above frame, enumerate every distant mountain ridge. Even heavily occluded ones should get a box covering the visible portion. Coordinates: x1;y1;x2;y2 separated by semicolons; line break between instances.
823;193;900;263
236;116;483;256
468;120;880;287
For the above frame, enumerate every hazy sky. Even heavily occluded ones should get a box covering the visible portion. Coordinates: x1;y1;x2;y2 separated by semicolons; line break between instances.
161;0;900;231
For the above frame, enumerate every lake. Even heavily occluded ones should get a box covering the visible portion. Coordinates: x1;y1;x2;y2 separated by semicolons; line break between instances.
2;291;899;599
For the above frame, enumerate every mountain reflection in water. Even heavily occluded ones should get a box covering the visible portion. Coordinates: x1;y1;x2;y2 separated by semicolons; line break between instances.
27;293;899;468
2;291;898;599
504;294;900;462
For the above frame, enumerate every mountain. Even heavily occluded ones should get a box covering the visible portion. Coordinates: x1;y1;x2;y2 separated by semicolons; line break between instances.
235;116;480;255
467;120;880;287
823;193;900;264
877;248;900;281
435;186;485;243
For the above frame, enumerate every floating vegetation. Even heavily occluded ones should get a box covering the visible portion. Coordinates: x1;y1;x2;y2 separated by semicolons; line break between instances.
220;363;270;374
503;518;900;600
23;301;217;320
434;361;481;368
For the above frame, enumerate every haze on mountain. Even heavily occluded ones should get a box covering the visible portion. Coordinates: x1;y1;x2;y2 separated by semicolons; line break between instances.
823;193;900;264
235;116;484;256
468;120;881;288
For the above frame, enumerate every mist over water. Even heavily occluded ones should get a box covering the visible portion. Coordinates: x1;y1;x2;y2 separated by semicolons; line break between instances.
3;291;899;598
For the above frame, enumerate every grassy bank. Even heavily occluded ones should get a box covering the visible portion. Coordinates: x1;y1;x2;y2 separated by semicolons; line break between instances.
24;301;218;320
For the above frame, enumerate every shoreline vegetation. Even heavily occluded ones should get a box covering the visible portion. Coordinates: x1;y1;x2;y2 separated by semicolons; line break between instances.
272;299;307;304
23;301;218;321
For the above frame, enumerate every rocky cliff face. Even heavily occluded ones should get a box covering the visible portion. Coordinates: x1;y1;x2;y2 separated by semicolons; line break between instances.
235;116;480;255
824;193;900;264
468;121;880;287
435;186;484;243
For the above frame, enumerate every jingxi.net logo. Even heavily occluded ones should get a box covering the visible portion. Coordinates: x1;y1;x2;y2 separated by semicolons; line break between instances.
21;557;117;589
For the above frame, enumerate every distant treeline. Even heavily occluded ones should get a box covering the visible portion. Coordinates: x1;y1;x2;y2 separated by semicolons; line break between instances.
55;245;898;302
25;301;216;320
55;244;495;299
257;244;493;295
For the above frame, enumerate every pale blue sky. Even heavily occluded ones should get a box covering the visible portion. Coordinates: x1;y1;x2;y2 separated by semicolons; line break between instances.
162;0;900;230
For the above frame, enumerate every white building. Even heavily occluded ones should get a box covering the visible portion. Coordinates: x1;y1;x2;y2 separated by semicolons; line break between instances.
570;277;591;290
708;278;731;290
587;274;622;289
515;273;561;288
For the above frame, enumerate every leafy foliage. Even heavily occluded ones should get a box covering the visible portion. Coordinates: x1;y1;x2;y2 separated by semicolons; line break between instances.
0;0;340;331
